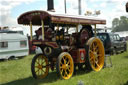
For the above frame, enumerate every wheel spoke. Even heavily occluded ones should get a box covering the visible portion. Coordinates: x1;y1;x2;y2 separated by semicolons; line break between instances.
41;69;45;74
41;58;44;65
35;65;39;68
95;44;98;49
40;58;42;64
62;57;66;64
41;68;45;72
37;69;40;76
35;69;39;73
90;58;94;66
93;47;96;51
66;60;70;64
90;49;96;67
42;65;48;68
93;42;98;51
41;62;45;66
90;56;94;61
39;69;42;75
63;70;66;77
96;62;100;68
90;50;94;54
40;69;43;75
36;61;40;65
63;59;66;64
62;57;65;61
95;48;99;52
67;67;70;72
61;69;64;75
38;57;41;64
90;52;94;57
65;70;68;77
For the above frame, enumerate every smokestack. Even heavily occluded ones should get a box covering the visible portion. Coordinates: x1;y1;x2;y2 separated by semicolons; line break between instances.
47;0;55;12
64;0;67;14
78;0;81;15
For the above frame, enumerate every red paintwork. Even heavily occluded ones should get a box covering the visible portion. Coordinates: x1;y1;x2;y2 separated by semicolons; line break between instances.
32;40;59;48
29;40;36;54
70;49;86;63
80;29;89;45
70;50;78;63
45;42;59;48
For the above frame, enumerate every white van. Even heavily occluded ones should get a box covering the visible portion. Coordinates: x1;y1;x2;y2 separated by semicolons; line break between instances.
0;32;29;59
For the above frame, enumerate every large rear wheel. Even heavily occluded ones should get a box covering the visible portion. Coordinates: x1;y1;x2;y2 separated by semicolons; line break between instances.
86;37;105;72
56;52;74;79
31;54;49;79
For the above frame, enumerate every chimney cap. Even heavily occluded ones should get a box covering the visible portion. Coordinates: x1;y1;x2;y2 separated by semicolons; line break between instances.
48;9;55;12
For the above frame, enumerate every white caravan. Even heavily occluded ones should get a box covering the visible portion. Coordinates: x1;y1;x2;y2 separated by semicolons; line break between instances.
0;32;29;59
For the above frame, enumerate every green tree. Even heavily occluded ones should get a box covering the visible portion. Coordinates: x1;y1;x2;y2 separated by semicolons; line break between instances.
112;16;128;32
112;18;119;28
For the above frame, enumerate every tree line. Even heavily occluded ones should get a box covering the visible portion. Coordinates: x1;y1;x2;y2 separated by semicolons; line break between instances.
112;16;128;32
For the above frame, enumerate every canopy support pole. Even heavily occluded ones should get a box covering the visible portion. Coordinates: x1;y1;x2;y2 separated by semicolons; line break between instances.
57;24;59;30
76;25;78;33
94;24;97;37
30;21;33;41
41;20;45;40
66;27;69;34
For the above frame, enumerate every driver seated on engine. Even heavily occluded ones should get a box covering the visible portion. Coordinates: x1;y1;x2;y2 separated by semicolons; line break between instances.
35;27;53;41
56;28;64;45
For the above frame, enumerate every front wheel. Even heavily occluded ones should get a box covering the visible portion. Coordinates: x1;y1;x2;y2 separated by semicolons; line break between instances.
56;52;74;79
31;54;49;79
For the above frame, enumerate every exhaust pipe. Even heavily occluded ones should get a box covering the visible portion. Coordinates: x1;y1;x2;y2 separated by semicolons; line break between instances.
47;0;55;12
78;0;81;15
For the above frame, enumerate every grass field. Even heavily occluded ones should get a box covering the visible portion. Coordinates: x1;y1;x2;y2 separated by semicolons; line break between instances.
0;42;128;85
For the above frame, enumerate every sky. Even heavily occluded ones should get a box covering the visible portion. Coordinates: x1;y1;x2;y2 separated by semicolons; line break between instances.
0;0;128;34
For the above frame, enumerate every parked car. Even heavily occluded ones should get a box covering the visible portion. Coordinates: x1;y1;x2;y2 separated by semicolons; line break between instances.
97;33;127;55
125;36;128;41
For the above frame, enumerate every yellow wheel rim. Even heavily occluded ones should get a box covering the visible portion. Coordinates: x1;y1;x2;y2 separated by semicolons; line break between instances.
59;53;74;79
89;38;104;71
34;55;49;79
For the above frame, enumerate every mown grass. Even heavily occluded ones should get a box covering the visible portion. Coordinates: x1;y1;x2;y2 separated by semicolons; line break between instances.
0;42;128;85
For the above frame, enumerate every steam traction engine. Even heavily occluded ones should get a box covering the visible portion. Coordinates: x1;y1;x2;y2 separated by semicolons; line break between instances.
18;10;106;79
